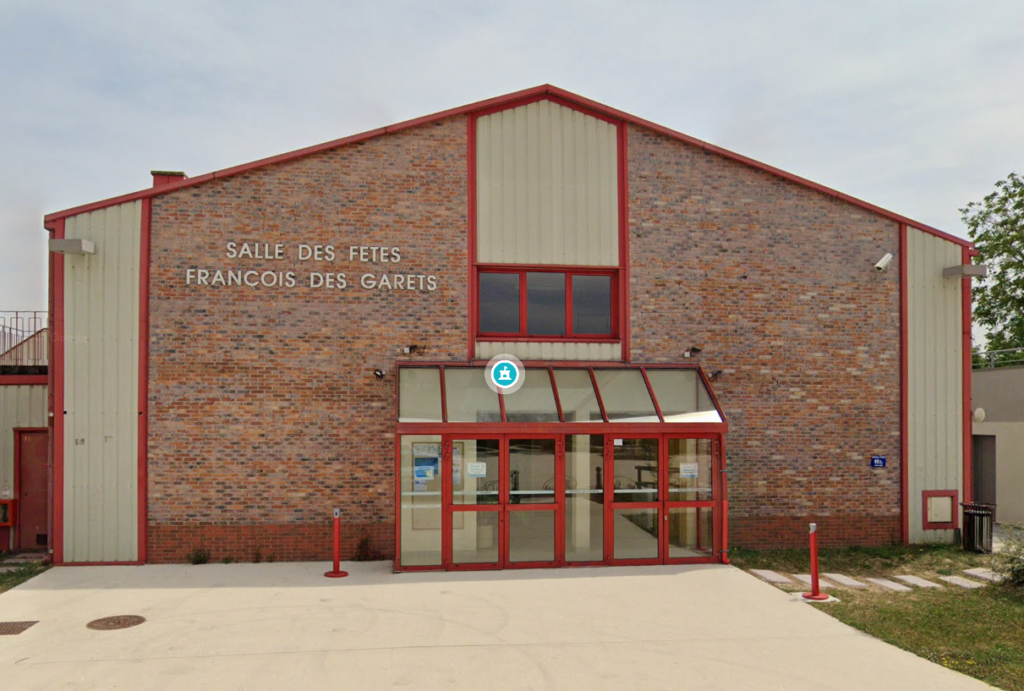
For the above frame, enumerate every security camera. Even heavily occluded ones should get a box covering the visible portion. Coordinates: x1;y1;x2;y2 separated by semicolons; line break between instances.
373;369;386;380
875;253;894;272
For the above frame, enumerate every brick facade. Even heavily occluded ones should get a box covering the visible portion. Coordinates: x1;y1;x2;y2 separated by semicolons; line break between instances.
143;111;902;564
627;124;902;549
147;117;468;563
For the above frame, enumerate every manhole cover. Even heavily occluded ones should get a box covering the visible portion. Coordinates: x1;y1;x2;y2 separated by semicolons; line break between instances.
86;615;146;631
0;621;38;636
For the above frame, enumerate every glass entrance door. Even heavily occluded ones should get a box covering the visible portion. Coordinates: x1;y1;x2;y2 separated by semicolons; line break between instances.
664;437;718;562
505;437;560;568
449;437;502;569
608;437;662;563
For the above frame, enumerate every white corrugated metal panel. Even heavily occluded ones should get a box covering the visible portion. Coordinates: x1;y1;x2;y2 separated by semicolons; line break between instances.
63;201;141;562
0;386;48;500
907;226;963;543
475;341;621;361
476;100;619;266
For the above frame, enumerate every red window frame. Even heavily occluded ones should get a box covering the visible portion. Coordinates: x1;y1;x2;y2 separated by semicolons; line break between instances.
921;489;959;531
476;265;619;342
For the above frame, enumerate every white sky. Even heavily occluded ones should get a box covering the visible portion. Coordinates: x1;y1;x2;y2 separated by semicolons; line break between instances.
1;0;1022;322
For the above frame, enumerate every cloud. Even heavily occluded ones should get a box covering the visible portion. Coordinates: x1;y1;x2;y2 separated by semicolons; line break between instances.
2;0;1022;309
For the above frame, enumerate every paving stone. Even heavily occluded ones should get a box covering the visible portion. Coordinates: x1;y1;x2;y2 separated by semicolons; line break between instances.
794;574;835;589
866;578;912;592
963;568;1001;583
750;569;793;584
822;573;868;588
893;575;943;589
940;576;986;589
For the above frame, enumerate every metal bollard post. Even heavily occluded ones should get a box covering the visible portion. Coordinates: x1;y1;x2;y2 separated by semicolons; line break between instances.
802;523;828;601
324;508;349;579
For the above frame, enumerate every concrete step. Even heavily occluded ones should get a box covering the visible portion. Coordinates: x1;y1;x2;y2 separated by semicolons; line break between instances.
750;569;793;584
893;575;943;589
963;567;1001;583
939;576;986;589
822;573;868;588
866;578;912;592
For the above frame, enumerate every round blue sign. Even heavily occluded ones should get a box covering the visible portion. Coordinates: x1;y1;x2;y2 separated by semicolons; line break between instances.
490;360;520;388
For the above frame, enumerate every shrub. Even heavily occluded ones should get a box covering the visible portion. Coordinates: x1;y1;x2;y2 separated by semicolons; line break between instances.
996;524;1024;586
187;547;210;565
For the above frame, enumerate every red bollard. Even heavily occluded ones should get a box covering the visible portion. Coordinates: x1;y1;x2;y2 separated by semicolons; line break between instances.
324;508;349;579
802;522;828;601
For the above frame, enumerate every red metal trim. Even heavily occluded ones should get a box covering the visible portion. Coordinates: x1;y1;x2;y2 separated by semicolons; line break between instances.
721;435;729;564
961;245;973;505
52;217;65;565
565;273;574;337
477;262;619;272
0;375;47;386
138;198;151;563
393;434;402;569
618;120;631;362
899;223;909;545
467;115;478;361
57;561;145;567
439;365;449;423
588;368;610;423
694;366;728;423
46;225;56;555
518;271;528;334
548;368;564;423
921;490;959;531
476;336;621;344
471;92;622;126
397;422;728;436
498;390;507;423
641;368;664;422
42;85;971;249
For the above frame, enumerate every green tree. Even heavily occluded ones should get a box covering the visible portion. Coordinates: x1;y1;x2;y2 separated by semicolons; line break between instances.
960;172;1024;354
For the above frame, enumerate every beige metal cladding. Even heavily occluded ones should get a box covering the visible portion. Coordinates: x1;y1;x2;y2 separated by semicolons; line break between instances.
63;201;141;562
907;226;964;543
0;385;47;501
475;341;621;362
476;100;619;266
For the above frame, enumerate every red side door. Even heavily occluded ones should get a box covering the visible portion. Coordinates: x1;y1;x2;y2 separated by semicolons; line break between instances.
17;430;49;551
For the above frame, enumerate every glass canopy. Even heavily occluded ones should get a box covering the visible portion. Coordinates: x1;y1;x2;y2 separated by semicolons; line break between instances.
398;366;723;424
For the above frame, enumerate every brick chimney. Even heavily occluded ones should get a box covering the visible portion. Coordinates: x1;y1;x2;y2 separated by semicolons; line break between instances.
151;170;186;188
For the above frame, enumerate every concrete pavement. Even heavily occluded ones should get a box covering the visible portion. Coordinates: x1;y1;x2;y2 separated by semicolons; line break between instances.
0;561;996;690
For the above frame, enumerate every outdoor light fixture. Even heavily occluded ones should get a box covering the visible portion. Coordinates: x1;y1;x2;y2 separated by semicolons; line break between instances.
943;264;988;279
49;238;96;255
403;345;423;354
684;346;702;358
373;369;386;380
709;370;723;382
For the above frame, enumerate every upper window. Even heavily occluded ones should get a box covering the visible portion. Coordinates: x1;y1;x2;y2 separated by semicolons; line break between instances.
478;269;616;339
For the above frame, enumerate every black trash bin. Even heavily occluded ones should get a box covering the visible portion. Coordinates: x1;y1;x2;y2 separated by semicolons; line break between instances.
961;502;996;553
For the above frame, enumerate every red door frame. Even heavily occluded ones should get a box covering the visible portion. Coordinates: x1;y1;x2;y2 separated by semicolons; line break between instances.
606;434;663;566
13;427;49;552
662;435;720;565
446;434;504;571
502;434;563;570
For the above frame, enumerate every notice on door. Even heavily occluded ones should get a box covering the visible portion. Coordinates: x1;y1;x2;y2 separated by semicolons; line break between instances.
679;462;700;479
466;462;487;478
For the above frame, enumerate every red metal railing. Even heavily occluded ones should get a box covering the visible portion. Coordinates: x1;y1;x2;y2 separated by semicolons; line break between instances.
0;311;48;367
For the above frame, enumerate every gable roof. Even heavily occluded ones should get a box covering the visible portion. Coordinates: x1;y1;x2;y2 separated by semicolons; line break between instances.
42;84;970;248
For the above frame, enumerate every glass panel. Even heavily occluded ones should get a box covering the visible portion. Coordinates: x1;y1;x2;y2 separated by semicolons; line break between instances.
668;507;714;558
572;275;612;335
554;369;603;422
504;369;560;423
398;368;443;422
445;368;501;422
399;435;443;566
509;511;555;563
612;438;659;503
565;434;604;562
526;272;566;336
667;438;713;502
594;370;659;422
452;511;500;565
613;508;659;560
508;438;555;504
452;439;501;505
479;273;520;333
646;369;723;423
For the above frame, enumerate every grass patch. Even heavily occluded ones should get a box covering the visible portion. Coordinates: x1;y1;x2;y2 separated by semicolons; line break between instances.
732;545;1024;690
827;585;1024;690
731;543;994;578
0;563;50;595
